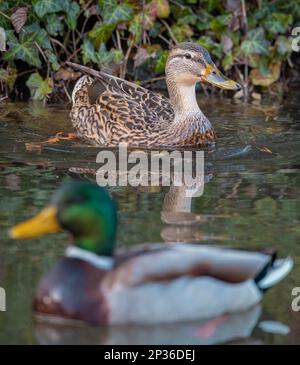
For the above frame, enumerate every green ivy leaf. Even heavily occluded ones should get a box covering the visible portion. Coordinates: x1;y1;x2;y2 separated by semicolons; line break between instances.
4;31;41;68
152;0;170;19
148;21;162;38
241;28;269;56
96;46;123;66
222;52;234;71
197;36;222;59
108;49;123;64
66;1;80;30
26;73;53;100
258;57;270;77
263;13;292;35
99;0;134;25
178;14;198;26
82;39;98;64
46;14;64;36
171;23;193;42
24;23;52;49
88;22;115;48
195;9;212;31
129;14;143;43
251;3;272;23
0;68;17;90
203;0;221;12
45;49;60;71
276;35;292;56
34;0;69;18
209;14;232;36
154;50;168;73
278;1;300;20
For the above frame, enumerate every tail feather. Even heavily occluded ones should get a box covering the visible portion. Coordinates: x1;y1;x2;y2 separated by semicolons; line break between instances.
257;257;293;290
66;61;105;79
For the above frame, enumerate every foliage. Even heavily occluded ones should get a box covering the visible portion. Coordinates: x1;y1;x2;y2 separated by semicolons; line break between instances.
26;72;53;100
0;0;299;102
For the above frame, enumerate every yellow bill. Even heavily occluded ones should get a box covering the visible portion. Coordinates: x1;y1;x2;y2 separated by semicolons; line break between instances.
9;206;61;239
201;64;241;90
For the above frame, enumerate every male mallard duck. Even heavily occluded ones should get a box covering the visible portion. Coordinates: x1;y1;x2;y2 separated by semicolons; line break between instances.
67;42;241;148
10;182;292;326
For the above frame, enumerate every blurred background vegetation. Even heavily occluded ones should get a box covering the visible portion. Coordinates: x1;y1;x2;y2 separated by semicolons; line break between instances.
0;0;299;103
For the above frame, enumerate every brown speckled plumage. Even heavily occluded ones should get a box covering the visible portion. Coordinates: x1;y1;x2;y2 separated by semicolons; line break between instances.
68;43;222;148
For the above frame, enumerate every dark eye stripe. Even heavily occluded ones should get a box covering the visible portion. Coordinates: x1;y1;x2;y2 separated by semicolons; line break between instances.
169;54;206;67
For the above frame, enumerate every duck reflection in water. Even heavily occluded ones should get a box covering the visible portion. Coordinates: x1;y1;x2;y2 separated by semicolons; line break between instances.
20;165;291;345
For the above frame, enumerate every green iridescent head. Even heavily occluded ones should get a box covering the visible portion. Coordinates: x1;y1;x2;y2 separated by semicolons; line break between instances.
10;182;118;257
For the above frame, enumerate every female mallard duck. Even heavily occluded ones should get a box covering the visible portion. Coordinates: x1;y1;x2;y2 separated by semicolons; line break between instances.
10;182;292;326
67;42;241;148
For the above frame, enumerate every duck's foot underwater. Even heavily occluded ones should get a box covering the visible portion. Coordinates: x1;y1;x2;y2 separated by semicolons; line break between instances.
25;132;79;151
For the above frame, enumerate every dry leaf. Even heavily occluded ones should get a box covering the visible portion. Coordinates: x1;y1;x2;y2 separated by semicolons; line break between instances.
221;34;233;53
257;146;273;154
54;68;81;81
134;47;151;68
250;63;281;87
226;0;242;12
229;14;241;31
234;89;244;99
11;7;28;33
251;92;261;100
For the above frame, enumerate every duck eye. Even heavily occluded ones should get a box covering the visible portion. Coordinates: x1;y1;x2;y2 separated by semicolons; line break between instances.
184;53;192;60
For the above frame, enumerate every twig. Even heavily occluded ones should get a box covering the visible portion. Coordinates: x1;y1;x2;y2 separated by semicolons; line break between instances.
16;68;37;77
241;0;249;101
169;0;186;9
235;65;244;86
111;33;118;49
141;0;145;46
79;15;89;39
116;30;122;51
63;84;72;102
161;19;178;45
158;34;173;47
66;47;82;62
72;30;79;62
121;40;134;79
78;0;94;17
0;95;8;102
0;10;10;20
50;38;71;57
33;40;50;77
63;29;71;51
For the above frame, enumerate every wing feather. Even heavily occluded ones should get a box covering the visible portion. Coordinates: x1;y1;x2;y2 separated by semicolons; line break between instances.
66;61;174;125
106;244;272;288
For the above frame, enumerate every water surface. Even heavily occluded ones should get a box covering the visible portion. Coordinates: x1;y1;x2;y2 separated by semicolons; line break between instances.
0;93;299;344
